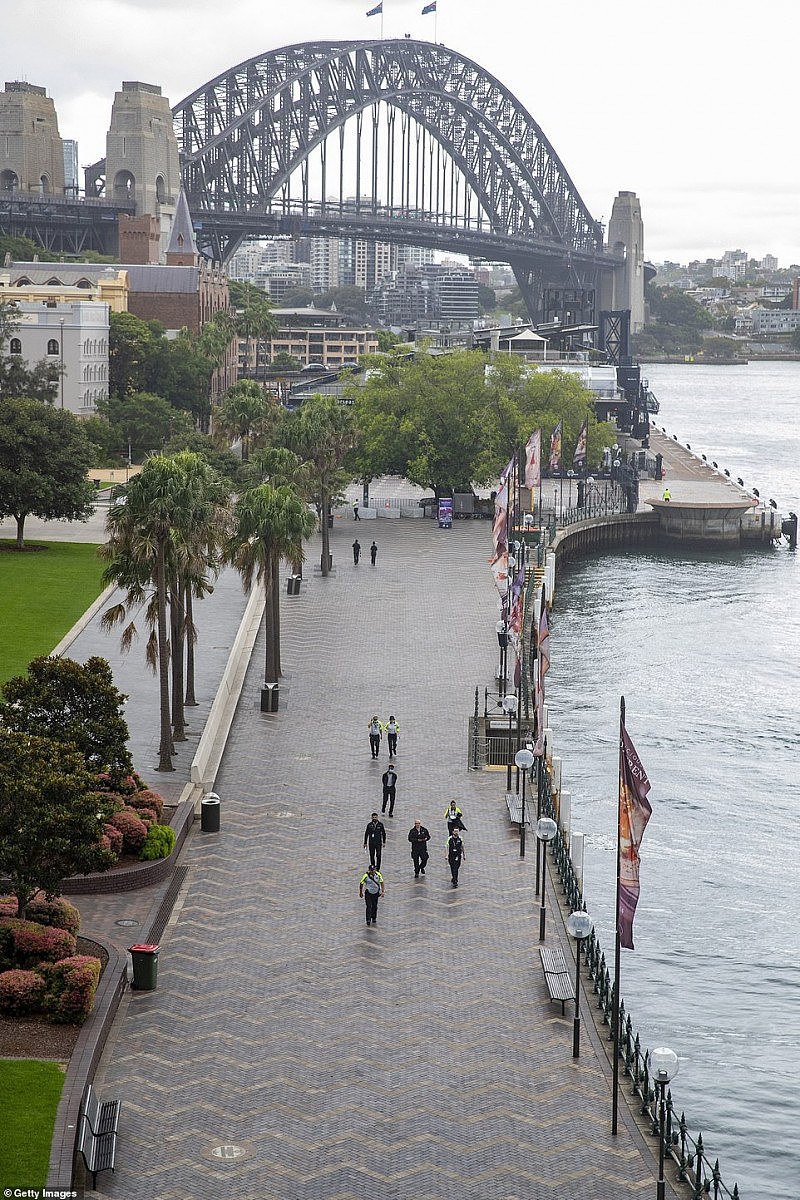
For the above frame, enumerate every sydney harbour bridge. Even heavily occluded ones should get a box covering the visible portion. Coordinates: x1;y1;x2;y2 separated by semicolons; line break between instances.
1;40;631;325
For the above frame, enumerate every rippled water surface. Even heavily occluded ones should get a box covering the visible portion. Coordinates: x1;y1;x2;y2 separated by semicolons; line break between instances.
549;363;800;1198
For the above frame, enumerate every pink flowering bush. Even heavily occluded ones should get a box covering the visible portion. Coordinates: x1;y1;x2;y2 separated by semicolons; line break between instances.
109;808;148;853
41;955;101;1024
12;921;77;966
130;789;165;819
103;823;124;857
0;969;46;1015
25;897;80;936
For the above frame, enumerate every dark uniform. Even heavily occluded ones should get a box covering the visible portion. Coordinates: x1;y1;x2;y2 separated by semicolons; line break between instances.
382;765;398;816
363;814;386;869
353;539;361;564
408;821;431;877
446;832;466;887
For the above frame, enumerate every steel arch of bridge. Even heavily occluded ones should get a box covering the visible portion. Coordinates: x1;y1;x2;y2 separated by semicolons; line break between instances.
174;39;611;297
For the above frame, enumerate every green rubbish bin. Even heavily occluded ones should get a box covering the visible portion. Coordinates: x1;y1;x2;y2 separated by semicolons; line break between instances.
129;943;159;990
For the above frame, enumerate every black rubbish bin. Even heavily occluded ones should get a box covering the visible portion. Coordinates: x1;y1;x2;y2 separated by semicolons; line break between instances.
129;943;159;990
260;684;279;713
327;513;334;528
201;792;221;832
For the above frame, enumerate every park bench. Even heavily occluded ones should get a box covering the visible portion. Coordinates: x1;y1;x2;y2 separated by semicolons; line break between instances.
539;945;575;1015
78;1083;121;1188
505;791;524;826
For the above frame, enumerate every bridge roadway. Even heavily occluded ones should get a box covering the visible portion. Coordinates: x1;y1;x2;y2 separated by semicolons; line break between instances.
33;512;669;1200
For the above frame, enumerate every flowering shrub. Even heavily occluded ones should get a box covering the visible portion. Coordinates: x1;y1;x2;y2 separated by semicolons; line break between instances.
0;969;46;1015
134;807;157;827
0;919;20;969
12;921;76;966
103;823;124;857
41;955;101;1024
25;897;80;936
109;808;148;853
130;789;165;819
140;823;177;862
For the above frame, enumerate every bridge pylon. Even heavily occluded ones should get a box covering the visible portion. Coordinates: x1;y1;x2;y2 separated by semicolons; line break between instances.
600;191;645;333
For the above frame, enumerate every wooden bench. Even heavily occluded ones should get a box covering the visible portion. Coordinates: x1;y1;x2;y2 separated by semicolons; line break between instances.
539;945;576;1015
79;1083;120;1189
505;791;524;825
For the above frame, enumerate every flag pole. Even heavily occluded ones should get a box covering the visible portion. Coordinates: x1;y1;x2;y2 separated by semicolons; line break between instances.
612;694;624;1136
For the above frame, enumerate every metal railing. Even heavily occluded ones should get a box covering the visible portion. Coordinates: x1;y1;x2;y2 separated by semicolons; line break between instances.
540;769;742;1198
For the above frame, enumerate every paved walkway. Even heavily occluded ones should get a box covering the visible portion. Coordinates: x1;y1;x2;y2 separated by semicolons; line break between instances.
78;514;669;1200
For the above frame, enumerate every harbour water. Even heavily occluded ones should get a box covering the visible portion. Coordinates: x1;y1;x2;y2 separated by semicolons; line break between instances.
549;362;800;1198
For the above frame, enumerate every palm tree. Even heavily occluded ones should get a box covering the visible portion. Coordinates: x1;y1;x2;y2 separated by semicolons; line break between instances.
282;395;356;577
226;484;315;703
214;379;280;463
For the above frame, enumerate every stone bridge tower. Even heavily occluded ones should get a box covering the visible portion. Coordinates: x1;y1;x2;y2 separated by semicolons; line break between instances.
103;81;181;255
0;81;65;195
601;191;646;332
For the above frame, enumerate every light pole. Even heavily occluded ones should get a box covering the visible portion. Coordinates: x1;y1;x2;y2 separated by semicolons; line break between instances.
566;910;593;1057
501;693;517;790
496;619;508;697
536;817;557;940
514;747;534;858
649;1047;679;1200
59;318;65;410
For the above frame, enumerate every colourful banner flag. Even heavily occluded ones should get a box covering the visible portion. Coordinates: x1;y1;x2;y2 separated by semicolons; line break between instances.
524;429;541;489
538;598;550;677
548;421;562;474
618;719;652;950
573;418;588;469
533;670;545;755
422;1;437;11
366;2;383;14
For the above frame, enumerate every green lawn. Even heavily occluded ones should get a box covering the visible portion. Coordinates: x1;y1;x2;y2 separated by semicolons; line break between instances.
0;1059;65;1188
0;541;106;684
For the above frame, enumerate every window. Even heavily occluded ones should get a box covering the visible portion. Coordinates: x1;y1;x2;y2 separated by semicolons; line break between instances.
9;337;21;355
47;339;60;356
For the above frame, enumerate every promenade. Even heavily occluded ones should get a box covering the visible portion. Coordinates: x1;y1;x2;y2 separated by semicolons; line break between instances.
34;511;671;1200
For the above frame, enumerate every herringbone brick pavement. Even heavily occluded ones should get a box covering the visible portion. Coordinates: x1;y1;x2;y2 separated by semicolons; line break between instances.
95;518;667;1199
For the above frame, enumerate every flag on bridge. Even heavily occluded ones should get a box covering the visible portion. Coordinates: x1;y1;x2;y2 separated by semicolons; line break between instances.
617;713;652;950
422;1;437;12
573;418;588;470
524;429;541;490
366;2;383;15
548;421;562;474
538;594;550;677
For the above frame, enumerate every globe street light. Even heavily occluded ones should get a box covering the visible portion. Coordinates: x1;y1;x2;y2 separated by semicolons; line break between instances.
501;693;518;789
566;910;593;1058
536;816;557;941
514;747;534;858
649;1046;679;1200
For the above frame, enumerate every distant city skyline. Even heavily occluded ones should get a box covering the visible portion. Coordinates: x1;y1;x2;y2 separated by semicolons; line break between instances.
6;0;798;266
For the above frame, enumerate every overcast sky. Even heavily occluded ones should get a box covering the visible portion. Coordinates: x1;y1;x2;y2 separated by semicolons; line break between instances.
7;0;798;266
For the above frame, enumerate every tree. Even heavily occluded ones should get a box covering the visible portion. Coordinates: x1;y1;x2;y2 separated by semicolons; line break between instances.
282;395;356;576
108;312;158;398
0;235;40;262
100;391;194;457
226;484;315;692
0;299;59;403
0;731;109;918
229;281;276;378
0;397;96;549
375;330;401;352
0;655;133;781
271;352;303;370
214;379;281;463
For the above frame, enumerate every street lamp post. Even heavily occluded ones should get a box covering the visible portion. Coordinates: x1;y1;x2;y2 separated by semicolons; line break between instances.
514;747;534;858
566;910;593;1057
496;619;508;697
501;693;518;790
649;1047;679;1200
536;817;557;940
59;318;65;410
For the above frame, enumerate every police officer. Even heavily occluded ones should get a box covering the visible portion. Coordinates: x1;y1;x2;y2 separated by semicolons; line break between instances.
407;819;431;877
368;715;382;758
444;801;467;834
381;763;398;816
359;864;384;926
363;812;386;869
385;715;399;756
446;830;466;887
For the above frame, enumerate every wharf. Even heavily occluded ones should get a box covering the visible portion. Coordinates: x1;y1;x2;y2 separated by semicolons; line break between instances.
7;511;678;1199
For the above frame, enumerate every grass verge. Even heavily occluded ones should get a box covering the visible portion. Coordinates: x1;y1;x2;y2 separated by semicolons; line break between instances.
0;1058;65;1189
0;541;106;684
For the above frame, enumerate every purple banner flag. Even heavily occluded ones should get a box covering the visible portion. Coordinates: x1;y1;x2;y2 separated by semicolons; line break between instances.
524;429;541;489
573;418;588;469
548;421;562;474
538;598;550;677
618;720;652;950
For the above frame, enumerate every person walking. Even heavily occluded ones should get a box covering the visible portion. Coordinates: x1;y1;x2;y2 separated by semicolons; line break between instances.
352;538;361;564
446;830;466;887
359;864;384;926
370;540;378;565
381;763;398;816
363;812;387;869
368;715;382;758
385;715;399;756
408;819;431;877
662;487;671;502
444;802;467;834
353;501;360;520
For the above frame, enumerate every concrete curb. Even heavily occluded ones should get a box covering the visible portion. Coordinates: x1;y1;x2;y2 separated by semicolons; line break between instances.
50;582;118;659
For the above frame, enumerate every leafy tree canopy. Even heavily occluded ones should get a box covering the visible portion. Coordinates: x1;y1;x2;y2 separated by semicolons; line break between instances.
0;655;133;780
0;234;40;262
99;391;194;457
0;396;96;548
0;730;110;917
